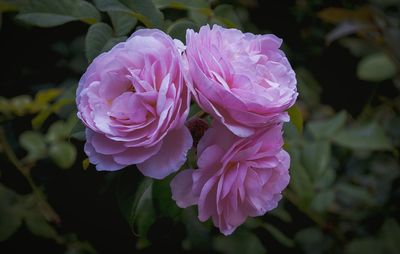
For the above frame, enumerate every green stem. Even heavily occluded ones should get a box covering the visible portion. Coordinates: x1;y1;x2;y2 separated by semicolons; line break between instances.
0;127;60;224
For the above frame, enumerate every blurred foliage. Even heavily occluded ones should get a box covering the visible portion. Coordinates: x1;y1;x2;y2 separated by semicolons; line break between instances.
0;0;399;253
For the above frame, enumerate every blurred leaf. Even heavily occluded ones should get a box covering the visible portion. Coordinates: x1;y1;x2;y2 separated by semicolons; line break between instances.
326;21;372;44
345;238;382;254
340;38;377;57
108;11;137;36
357;53;397;82
380;218;400;254
212;4;242;29
25;213;58;240
167;19;197;42
332;122;392;150
32;98;74;129
0;184;23;241
0;0;25;12
19;131;47;160
289;152;314;204
214;230;265;254
302;141;331;180
34;88;61;107
188;8;208;27
16;0;100;27
308;111;347;139
130;179;155;238
295;227;333;254
288;105;303;133
182;207;212;251
336;183;374;206
261;223;294;248
317;7;371;24
82;158;89;170
49;142;77;169
46;121;70;143
269;204;292;223
154;0;209;10
152;176;180;218
85;22;113;62
310;190;335;212
94;0;164;28
101;36;127;52
296;67;321;106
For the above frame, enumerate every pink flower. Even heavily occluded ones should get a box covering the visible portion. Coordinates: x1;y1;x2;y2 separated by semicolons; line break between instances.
185;25;298;137
171;122;290;235
76;29;192;179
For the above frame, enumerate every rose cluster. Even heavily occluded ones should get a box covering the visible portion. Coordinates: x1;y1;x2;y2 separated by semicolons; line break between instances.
76;25;297;235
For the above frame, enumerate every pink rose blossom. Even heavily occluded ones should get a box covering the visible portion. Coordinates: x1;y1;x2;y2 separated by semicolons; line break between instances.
76;29;192;179
171;122;290;235
185;25;298;137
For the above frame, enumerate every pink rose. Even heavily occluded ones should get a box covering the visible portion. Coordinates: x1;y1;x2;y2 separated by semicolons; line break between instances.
171;122;290;235
76;29;192;179
185;25;298;137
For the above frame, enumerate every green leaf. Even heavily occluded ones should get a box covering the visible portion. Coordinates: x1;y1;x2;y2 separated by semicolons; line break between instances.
301;141;331;181
49;141;77;169
288;105;303;133
214;230;266;254
308;111;347;139
0;184;24;241
310;189;335;212
296;67;321;106
24;213;58;240
332;122;392;150
0;0;26;12
182;207;212;251
19;131;47;160
16;0;100;27
357;52;396;82
345;238;382;254
295;227;334;254
336;183;375;206
33;88;62;107
46;121;70;143
289;151;314;204
130;179;155;237
153;0;209;10
380;218;400;254
85;22;113;62
152;176;180;218
167;19;197;42
94;0;164;28
212;4;242;29
108;11;137;36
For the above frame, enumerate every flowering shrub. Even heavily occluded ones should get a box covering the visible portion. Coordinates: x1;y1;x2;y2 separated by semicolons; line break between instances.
1;1;399;253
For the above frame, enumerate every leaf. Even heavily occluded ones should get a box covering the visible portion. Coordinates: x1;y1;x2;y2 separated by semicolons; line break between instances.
153;0;209;10
32;98;74;129
0;0;26;12
336;183;375;206
212;4;242;29
380;218;400;254
130;179;155;237
152;176;180;218
326;21;372;44
46;121;70;143
0;184;24;241
19;131;47;160
261;223;294;248
16;0;100;27
332;122;392;150
296;67;321;106
310;190;335;212
308;111;347;139
295;227;333;254
85;22;113;62
94;0;164;28
34;88;62;107
49;141;77;169
301;141;331;181
108;11;137;36
345;238;382;254
182;207;212;251
82;158;90;170
24;213;58;240
357;53;397;82
167;19;197;42
288;105;303;133
289;151;314;204
214;230;266;254
317;6;371;24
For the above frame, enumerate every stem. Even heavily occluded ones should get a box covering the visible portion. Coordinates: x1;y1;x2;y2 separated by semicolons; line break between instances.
0;127;60;224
